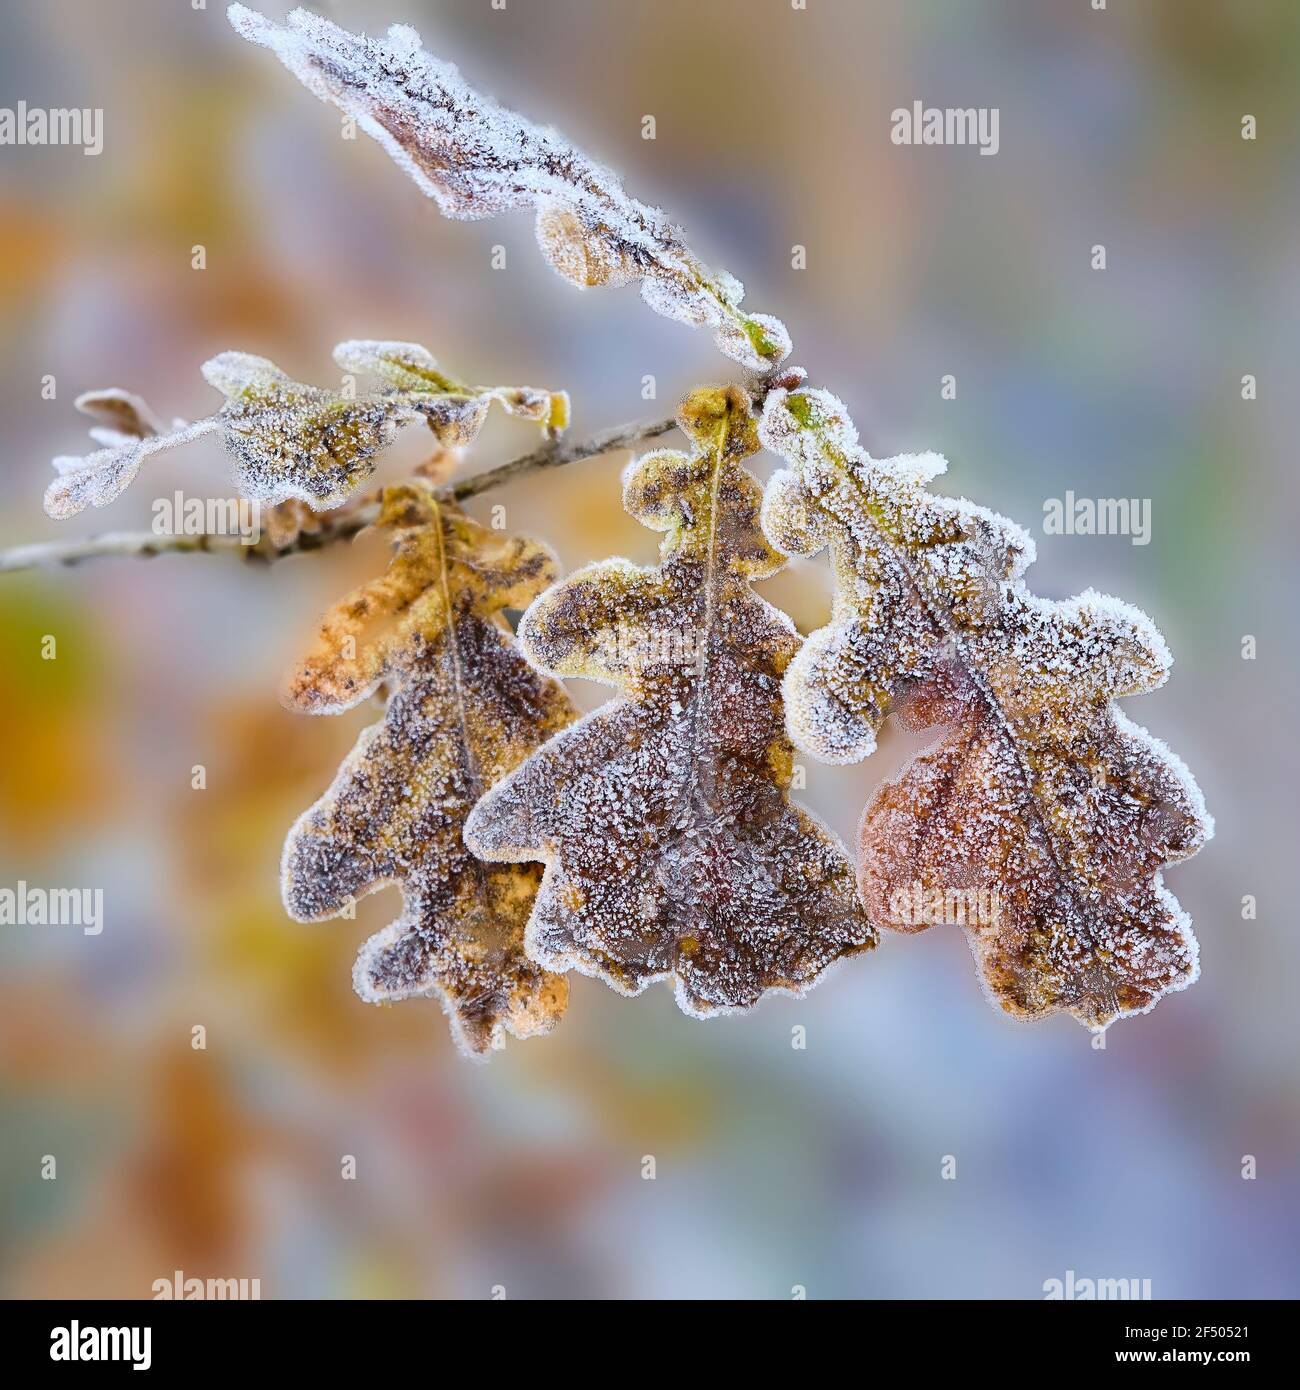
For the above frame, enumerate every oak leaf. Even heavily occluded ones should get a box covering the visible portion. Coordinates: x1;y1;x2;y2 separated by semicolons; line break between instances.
228;6;791;371
281;482;578;1055
44;340;567;520
759;386;1212;1030
46;389;217;521
464;386;875;1016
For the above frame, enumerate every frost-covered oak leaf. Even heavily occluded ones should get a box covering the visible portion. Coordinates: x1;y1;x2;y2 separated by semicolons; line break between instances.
44;339;567;520
759;387;1213;1031
282;482;578;1056
464;386;875;1016
227;5;791;371
260;441;462;551
45;389;218;521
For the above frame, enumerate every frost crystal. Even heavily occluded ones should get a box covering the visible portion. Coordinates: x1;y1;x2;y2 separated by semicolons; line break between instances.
759;387;1213;1030
227;5;791;371
44;340;567;520
46;390;217;521
465;387;875;1016
282;484;577;1056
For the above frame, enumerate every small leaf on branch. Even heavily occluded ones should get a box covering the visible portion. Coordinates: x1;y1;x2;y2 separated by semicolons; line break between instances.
45;390;218;522
44;340;566;520
282;482;578;1056
75;388;169;442
228;5;792;371
465;386;875;1017
759;386;1213;1031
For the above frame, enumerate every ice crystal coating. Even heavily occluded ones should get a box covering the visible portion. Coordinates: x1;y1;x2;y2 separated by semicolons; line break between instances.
228;6;791;371
759;386;1213;1031
46;389;218;521
464;386;875;1016
281;482;578;1056
44;341;566;520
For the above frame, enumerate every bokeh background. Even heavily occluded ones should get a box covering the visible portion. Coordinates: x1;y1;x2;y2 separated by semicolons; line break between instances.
1;0;1296;1299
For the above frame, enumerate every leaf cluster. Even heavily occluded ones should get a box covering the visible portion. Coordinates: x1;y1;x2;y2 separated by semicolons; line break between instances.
31;7;1212;1053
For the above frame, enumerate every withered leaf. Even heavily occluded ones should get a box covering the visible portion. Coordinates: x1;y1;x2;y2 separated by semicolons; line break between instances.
465;386;875;1016
281;482;578;1056
45;340;567;520
759;386;1213;1031
74;387;167;441
259;497;330;552
229;6;791;371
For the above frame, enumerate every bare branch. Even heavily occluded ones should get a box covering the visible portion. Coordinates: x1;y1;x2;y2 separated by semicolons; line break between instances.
449;414;677;501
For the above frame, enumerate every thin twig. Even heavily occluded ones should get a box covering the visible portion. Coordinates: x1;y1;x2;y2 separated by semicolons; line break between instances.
0;528;276;573
449;414;676;501
0;414;678;575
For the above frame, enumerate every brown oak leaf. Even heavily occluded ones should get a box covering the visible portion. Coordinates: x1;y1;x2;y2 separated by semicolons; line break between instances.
464;386;875;1016
281;482;578;1056
759;386;1213;1031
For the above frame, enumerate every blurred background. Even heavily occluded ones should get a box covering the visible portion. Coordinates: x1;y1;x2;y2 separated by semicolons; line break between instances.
1;0;1297;1299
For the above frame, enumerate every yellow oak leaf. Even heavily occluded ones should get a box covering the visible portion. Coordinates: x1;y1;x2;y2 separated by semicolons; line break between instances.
282;482;578;1056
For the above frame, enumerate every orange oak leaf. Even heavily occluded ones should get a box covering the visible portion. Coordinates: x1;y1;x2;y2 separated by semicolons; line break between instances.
281;482;578;1056
464;386;876;1016
759;386;1213;1031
